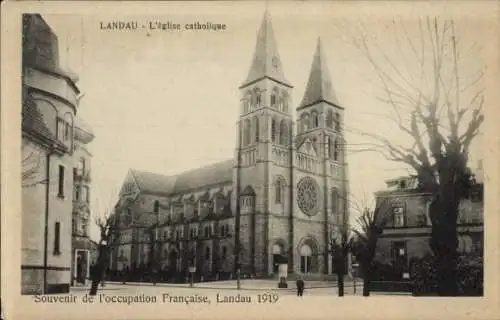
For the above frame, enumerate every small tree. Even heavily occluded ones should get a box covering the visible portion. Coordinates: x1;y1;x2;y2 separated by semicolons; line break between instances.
89;213;117;295
351;200;390;296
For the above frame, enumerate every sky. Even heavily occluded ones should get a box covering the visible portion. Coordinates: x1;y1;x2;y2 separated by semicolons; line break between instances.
42;2;489;241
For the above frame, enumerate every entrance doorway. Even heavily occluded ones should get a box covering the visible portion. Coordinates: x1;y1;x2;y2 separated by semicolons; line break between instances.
299;244;312;275
74;249;89;285
168;250;178;275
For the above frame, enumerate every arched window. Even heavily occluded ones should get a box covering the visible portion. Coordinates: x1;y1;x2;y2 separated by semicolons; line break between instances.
328;136;334;159
303;113;310;131
281;92;288;113
244;119;251;146
271;118;277;143
254;88;262;107
271;87;278;108
335;112;341;131
331;188;338;215
311;111;319;128
275;177;284;204
326;110;334;128
334;138;340;161
279;120;288;145
154;200;159;214
254;116;259;143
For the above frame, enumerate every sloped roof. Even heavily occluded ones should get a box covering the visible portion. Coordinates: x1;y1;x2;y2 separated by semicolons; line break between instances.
22;98;55;140
298;38;340;109
130;170;177;195
130;159;234;196
241;10;291;88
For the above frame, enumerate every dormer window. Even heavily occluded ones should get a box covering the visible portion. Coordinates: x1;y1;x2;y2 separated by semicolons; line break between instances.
399;180;406;190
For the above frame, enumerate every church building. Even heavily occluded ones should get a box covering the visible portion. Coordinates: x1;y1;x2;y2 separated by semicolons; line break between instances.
110;11;350;279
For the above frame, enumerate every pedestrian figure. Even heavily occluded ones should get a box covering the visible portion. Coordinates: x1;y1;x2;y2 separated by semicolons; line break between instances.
296;275;305;297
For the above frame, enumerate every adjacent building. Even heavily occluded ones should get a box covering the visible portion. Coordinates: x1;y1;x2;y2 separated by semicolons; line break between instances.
21;14;94;294
71;117;95;286
373;167;484;279
110;12;350;279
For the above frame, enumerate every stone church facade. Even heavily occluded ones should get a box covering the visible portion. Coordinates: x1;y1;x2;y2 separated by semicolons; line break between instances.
110;12;350;279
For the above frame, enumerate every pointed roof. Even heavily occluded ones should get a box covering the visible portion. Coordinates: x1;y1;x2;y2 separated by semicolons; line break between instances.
298;38;341;109
240;10;292;89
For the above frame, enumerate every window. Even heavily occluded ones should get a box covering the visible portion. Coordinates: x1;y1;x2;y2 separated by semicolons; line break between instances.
326;110;334;128
58;165;65;198
205;247;211;260
271;88;278;107
75;185;81;201
279;120;288;145
281;92;288;113
331;188;338;214
244;119;251;146
204;226;211;238
222;246;227;259
255;88;261;106
72;217;77;234
271;119;277;143
334;112;341;131
254;117;259;143
154;200;159;214
275;178;284;204
311;112;319;127
80;186;88;203
333;139;339;161
53;222;61;255
78;158;86;175
393;206;405;227
85;187;90;203
163;231;167;239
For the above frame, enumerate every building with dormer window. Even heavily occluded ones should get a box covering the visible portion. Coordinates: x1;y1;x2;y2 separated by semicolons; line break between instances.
110;11;350;279
373;168;484;279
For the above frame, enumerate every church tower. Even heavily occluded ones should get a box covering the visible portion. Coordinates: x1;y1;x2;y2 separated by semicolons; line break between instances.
232;10;294;276
293;38;349;275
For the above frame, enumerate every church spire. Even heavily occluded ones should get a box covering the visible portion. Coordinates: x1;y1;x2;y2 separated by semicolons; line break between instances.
241;10;291;88
298;37;340;109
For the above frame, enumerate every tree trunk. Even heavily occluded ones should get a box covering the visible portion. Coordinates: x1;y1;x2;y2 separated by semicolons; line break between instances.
429;197;459;296
337;273;344;297
361;265;370;297
89;245;107;296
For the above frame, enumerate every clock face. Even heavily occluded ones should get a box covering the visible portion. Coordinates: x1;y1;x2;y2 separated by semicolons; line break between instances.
297;177;320;216
272;57;279;68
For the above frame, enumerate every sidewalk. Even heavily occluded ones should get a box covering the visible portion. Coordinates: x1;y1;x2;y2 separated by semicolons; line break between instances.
74;279;362;291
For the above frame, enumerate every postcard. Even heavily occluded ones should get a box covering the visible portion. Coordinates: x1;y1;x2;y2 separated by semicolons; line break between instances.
1;1;499;319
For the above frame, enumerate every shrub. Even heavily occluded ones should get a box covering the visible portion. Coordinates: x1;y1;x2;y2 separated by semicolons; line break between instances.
411;254;483;296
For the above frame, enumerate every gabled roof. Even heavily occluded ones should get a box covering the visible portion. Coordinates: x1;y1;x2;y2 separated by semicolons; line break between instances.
241;10;291;88
130;159;234;196
298;38;340;109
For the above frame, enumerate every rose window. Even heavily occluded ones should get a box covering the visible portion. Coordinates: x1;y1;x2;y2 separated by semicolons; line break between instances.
297;177;320;216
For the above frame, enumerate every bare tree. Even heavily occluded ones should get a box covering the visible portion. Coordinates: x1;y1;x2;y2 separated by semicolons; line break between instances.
21;146;47;188
350;199;391;296
89;212;117;295
329;223;351;297
346;17;484;296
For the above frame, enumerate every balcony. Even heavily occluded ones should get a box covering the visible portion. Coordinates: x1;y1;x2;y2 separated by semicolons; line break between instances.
74;169;92;183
